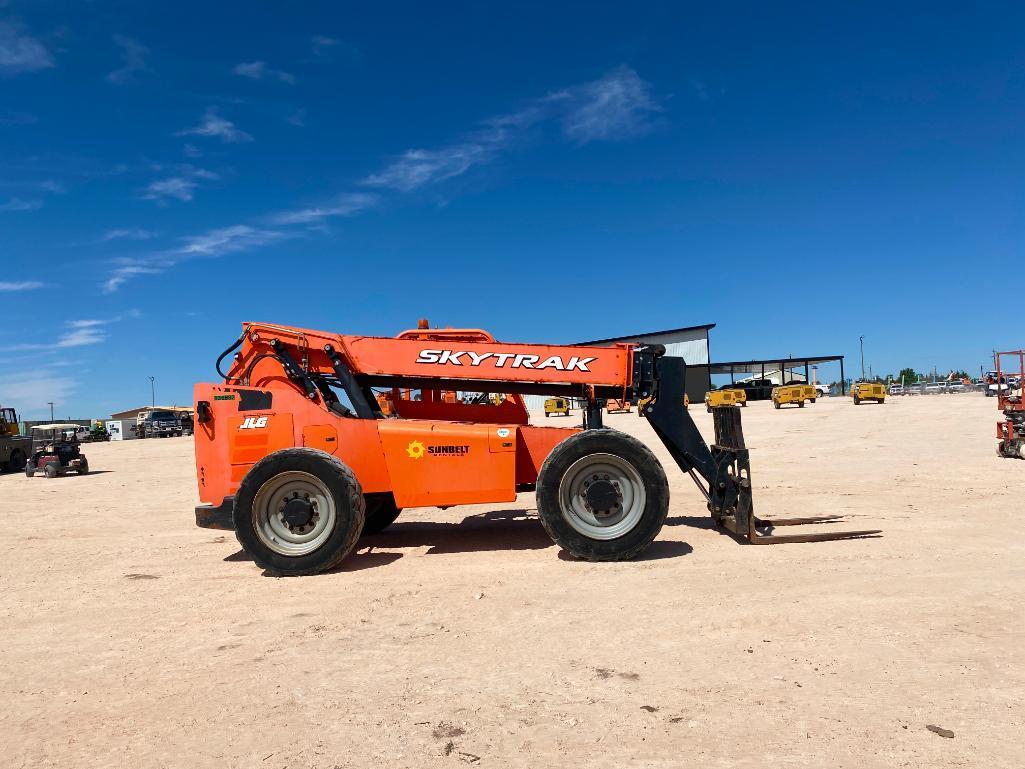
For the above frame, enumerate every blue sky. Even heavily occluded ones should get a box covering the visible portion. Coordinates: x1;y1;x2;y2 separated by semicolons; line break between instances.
1;2;1022;417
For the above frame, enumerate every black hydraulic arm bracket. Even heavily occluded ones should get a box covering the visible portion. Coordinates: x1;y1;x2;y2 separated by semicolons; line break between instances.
269;338;319;401
323;344;379;420
639;351;880;544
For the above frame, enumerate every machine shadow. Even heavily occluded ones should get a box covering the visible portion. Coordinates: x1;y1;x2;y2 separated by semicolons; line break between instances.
557;539;693;562
31;470;116;479
229;509;696;575
663;514;717;531
361;508;553;555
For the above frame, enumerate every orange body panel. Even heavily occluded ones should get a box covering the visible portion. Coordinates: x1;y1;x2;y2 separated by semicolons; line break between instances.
193;321;645;512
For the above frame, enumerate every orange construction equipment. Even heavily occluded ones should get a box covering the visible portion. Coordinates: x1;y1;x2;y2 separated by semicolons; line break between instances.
193;320;878;574
995;350;1025;459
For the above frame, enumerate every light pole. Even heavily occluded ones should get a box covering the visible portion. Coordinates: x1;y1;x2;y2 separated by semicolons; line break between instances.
149;376;155;407
48;402;54;421
859;336;865;381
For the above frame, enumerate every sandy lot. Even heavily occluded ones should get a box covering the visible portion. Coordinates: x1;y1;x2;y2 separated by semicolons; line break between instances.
1;394;1022;768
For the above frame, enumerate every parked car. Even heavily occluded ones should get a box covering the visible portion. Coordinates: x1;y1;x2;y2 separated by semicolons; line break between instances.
888;384;905;396
924;382;945;394
136;410;183;438
946;381;967;393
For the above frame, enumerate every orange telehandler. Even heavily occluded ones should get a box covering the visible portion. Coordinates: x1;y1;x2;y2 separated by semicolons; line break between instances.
194;321;877;575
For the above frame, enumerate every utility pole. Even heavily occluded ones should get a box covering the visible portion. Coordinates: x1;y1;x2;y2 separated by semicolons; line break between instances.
48;402;54;421
859;336;865;381
149;376;155;407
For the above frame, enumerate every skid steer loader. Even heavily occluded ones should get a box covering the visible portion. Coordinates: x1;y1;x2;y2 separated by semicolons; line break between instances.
193;321;878;575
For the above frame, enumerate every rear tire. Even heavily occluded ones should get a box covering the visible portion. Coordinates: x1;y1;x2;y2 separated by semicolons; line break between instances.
774;402;780;409
233;448;366;576
7;449;24;473
361;494;402;535
25;462;34;478
44;464;58;479
78;460;89;475
536;429;668;561
854;396;861;405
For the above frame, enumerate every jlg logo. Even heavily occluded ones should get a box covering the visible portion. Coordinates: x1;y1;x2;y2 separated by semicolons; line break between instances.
239;416;269;430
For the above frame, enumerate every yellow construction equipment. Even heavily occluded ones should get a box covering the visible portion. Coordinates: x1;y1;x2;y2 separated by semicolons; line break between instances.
851;382;886;405
544;397;571;417
705;388;747;412
772;384;816;409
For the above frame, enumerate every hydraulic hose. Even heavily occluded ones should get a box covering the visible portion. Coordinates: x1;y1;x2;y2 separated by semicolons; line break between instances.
215;332;246;382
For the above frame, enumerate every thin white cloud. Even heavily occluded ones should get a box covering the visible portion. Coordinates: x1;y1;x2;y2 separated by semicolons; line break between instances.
286;108;306;127
0;280;45;291
233;60;295;84
311;35;338;56
178;224;287;256
182;143;202;158
106;35;148;85
0;372;76;413
141;167;218;203
362;143;495;193
175;107;253;143
553;66;661;144
58;320;108;348
103;67;660;292
103;225;290;292
102;227;157;242
11;314;135;352
361;67;659;192
102;262;167;293
0;197;42;211
0;22;54;75
270;192;378;225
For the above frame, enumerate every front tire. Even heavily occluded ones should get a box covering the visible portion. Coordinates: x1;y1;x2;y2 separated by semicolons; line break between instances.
233;448;366;576
536;429;669;561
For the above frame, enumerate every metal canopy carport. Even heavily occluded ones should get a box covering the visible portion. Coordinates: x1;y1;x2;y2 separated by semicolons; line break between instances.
710;355;847;394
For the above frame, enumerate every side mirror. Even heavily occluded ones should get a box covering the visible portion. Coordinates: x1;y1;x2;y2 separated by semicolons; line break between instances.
196;401;212;424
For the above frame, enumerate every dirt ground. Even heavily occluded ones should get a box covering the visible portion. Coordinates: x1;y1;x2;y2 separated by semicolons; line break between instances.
2;394;1022;768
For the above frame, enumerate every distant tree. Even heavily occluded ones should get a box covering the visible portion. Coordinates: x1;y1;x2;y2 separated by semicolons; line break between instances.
897;367;919;384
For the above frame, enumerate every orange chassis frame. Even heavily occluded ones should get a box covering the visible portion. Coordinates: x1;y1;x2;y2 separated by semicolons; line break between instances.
194;322;637;521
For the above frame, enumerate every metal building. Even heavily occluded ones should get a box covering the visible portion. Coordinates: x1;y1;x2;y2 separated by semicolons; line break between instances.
520;323;715;411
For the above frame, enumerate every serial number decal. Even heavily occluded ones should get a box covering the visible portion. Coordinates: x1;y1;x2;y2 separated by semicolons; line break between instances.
415;349;596;372
214;395;236;401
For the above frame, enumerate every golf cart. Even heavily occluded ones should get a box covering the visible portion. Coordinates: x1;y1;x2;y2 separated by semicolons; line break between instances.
25;423;90;478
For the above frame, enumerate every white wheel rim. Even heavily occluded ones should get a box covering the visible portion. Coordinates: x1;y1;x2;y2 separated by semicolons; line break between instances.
252;471;336;556
557;453;646;540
